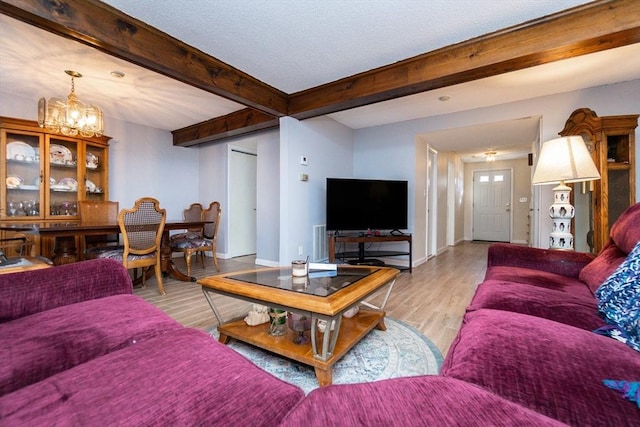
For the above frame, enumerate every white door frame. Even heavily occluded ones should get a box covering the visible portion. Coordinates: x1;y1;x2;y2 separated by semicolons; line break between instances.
446;160;455;246
227;145;257;257
426;146;438;259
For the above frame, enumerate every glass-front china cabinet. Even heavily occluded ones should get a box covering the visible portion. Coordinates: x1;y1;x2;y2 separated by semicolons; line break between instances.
1;116;110;255
559;108;638;253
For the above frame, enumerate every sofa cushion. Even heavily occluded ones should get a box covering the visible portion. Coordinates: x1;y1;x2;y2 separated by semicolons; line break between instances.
609;202;640;255
579;242;627;292
580;202;640;292
0;328;304;426
281;376;565;426
485;265;595;297
0;258;132;323
595;240;640;352
0;294;183;396
467;279;605;331
441;309;640;426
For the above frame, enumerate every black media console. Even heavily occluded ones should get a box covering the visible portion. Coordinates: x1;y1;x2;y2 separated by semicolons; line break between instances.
328;233;412;273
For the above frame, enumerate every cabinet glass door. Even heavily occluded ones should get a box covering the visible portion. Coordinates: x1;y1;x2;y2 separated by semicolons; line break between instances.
4;130;43;218
84;143;107;201
47;136;79;218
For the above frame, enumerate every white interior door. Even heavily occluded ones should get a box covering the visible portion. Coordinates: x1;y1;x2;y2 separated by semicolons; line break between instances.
473;169;511;242
228;148;257;257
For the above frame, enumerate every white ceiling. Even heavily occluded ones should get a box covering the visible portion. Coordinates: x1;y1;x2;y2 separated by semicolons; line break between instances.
1;0;639;161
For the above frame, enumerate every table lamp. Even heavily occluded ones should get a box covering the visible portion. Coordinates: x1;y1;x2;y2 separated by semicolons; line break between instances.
532;136;600;250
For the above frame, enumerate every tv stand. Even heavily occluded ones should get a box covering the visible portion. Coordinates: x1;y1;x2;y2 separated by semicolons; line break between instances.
328;233;412;273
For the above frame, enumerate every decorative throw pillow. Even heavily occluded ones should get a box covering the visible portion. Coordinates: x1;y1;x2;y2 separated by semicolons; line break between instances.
595;240;640;352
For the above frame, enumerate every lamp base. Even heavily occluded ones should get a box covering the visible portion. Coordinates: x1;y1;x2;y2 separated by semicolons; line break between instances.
548;183;574;250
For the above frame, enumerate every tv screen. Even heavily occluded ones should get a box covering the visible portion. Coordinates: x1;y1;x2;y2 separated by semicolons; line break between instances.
326;178;408;231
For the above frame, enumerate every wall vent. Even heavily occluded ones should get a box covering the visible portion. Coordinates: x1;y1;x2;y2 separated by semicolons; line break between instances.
313;224;328;262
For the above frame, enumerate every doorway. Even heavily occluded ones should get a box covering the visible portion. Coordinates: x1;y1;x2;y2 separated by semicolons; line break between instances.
228;147;257;257
472;169;512;242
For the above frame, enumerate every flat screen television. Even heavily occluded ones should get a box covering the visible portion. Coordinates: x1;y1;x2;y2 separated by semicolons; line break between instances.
326;178;408;232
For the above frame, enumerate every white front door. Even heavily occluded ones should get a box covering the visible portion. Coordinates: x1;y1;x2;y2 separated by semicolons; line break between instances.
473;169;511;242
228;148;257;257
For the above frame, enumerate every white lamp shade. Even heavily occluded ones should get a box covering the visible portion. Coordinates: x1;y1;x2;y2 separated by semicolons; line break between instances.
532;136;600;185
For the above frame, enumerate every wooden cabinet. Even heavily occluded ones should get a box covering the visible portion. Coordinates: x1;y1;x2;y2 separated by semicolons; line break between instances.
559;108;638;253
1;116;110;221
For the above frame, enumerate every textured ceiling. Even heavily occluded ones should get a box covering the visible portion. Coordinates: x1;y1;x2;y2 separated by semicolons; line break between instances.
1;0;638;161
101;0;589;93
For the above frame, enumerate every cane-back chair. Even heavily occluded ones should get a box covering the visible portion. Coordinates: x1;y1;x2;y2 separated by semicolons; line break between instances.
96;197;167;295
170;201;221;277
169;203;204;242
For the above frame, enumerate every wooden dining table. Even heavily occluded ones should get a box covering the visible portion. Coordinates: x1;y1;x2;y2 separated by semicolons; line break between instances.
0;220;209;282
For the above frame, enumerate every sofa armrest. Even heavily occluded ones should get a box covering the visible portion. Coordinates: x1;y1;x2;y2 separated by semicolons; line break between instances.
487;243;596;278
0;259;132;323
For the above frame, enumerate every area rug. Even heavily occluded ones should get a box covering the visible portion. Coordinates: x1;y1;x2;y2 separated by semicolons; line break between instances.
209;317;443;394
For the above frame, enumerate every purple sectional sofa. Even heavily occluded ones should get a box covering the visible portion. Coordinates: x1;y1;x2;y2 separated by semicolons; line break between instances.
0;259;303;426
441;202;640;426
2;203;639;426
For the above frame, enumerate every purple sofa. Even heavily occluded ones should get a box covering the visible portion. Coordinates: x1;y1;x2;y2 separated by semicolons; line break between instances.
0;261;560;426
440;202;640;426
0;259;303;425
2;204;639;425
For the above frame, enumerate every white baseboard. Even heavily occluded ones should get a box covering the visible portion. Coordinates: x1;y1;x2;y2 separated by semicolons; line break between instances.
255;258;279;267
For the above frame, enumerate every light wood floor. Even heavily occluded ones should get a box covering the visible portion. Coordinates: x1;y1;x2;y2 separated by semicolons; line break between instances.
134;241;489;356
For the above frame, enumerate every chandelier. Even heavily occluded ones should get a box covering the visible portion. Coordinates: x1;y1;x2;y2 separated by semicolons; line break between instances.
38;70;104;138
485;150;497;162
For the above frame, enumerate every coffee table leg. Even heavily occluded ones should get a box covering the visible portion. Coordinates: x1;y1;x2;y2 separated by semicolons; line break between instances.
376;317;387;331
315;367;333;387
311;315;342;362
201;288;225;326
361;278;396;310
218;332;230;344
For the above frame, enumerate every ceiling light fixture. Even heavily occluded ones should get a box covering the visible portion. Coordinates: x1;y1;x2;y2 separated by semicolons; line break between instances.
38;70;104;137
485;150;497;162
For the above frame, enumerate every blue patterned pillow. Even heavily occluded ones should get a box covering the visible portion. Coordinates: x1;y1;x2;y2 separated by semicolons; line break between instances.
595;240;640;352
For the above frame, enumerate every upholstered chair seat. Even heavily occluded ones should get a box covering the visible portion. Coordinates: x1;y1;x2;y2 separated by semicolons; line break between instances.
170;201;221;277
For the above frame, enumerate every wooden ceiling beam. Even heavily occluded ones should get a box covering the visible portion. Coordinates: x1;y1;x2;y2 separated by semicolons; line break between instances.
1;0;638;145
0;0;289;117
172;109;279;147
289;0;640;119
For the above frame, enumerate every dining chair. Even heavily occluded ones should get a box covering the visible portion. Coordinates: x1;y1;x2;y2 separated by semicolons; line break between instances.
96;197;167;295
78;200;120;259
170;201;221;276
169;203;204;242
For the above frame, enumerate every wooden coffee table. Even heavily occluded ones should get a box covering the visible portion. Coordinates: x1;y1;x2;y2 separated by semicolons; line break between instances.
199;265;399;386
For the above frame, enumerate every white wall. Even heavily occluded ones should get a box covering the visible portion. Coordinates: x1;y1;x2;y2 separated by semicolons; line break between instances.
279;116;354;265
106;117;198;219
351;79;640;258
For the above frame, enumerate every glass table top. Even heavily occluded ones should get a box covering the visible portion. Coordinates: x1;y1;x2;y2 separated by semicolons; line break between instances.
227;266;380;297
